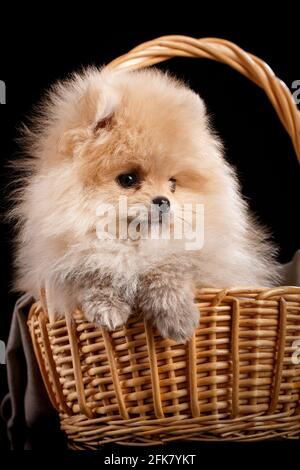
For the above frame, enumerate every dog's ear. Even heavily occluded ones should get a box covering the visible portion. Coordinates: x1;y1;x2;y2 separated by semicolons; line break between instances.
58;75;118;158
93;113;114;134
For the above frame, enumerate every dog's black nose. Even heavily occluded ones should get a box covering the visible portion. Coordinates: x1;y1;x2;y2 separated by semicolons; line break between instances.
152;196;170;212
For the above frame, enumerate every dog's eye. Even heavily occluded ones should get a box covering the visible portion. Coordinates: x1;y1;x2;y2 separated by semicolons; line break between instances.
169;178;176;193
116;172;140;189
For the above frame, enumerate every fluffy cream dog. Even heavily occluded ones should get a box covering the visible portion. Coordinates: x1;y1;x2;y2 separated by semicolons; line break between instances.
11;67;281;342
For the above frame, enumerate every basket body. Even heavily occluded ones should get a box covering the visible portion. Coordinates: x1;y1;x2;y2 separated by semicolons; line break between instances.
28;287;300;448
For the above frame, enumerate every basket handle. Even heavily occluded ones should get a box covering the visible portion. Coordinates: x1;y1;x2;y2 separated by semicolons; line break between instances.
106;35;300;165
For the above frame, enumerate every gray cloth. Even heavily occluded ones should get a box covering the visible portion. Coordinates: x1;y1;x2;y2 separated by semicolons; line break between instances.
1;251;300;449
0;294;65;449
281;250;300;286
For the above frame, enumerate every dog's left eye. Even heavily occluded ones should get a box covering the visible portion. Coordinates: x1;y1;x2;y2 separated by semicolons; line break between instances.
169;178;176;193
116;172;140;189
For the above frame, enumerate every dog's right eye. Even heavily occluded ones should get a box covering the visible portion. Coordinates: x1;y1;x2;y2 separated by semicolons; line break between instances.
116;172;140;189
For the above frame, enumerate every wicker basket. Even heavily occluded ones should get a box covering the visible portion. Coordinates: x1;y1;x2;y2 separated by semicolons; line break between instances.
27;36;300;448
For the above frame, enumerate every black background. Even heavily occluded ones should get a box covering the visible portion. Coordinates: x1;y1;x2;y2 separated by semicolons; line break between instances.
0;19;300;463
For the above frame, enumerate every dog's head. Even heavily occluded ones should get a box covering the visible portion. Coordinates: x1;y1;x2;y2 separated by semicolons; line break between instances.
25;67;236;250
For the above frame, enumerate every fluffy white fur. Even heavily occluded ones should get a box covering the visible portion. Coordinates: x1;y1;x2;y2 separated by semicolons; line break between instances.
10;67;281;342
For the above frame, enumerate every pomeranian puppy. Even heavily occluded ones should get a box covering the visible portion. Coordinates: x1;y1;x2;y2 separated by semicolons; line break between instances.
11;67;281;342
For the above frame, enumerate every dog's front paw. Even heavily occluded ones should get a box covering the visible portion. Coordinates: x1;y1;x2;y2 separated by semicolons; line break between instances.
155;301;199;343
139;288;199;343
80;289;131;330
